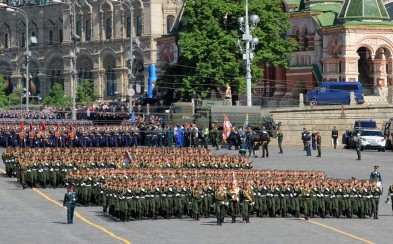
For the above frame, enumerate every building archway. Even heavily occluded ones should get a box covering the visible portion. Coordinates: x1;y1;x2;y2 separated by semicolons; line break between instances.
357;47;373;94
103;54;116;97
0;60;12;94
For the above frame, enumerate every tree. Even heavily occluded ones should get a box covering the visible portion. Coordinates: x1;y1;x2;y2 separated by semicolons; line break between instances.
7;87;24;107
159;0;297;101
0;75;8;107
76;79;97;105
43;83;72;107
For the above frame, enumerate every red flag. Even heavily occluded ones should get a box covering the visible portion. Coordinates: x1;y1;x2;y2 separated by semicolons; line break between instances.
222;114;232;142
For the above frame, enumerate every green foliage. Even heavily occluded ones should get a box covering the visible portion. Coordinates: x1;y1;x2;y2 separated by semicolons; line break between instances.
76;79;97;105
159;0;297;101
0;75;8;108
43;82;72;107
7;87;24;106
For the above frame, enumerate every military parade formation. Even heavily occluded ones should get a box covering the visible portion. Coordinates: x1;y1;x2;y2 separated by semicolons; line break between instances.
0;116;215;149
2;145;387;224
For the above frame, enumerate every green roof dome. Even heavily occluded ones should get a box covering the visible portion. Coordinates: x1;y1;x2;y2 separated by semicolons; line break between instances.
338;0;390;22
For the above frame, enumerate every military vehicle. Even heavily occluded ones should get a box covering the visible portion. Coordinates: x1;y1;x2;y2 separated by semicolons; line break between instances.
168;100;277;137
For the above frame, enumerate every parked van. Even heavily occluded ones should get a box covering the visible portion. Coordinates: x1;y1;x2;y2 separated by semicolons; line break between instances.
305;82;364;105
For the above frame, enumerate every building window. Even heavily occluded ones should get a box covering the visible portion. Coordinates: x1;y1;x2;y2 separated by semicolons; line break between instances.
76;21;81;37
167;15;175;34
136;16;142;36
85;19;91;41
4;33;8;48
126;16;131;37
49;30;53;45
106;18;112;39
21;32;25;47
59;29;63;43
106;65;116;96
50;70;63;89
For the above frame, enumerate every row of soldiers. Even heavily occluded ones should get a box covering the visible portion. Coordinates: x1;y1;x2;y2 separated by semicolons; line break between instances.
1;147;251;188
0;124;141;148
2;147;211;159
0;123;208;148
64;167;383;222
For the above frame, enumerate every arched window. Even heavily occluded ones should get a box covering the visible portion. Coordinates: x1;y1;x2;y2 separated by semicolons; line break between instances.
295;30;300;51
59;29;63;43
106;65;116;96
137;16;142;36
21;32;25;47
85;19;91;41
166;15;175;33
4;33;9;48
49;30;53;45
304;29;308;50
76;21;82;37
126;17;131;37
106;18;112;39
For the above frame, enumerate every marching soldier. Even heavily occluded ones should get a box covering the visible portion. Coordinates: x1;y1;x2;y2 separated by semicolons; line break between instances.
228;173;240;223
301;183;312;220
191;181;203;220
214;184;228;225
370;181;382;219
241;182;254;223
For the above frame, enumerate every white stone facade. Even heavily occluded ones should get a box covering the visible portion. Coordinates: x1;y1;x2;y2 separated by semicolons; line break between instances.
0;0;184;100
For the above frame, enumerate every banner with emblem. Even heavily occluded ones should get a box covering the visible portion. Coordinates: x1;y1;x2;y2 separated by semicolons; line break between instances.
222;114;232;142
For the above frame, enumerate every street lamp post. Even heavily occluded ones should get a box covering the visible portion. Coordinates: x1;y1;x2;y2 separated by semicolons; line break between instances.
112;0;143;114
237;0;260;106
53;0;79;120
0;4;31;111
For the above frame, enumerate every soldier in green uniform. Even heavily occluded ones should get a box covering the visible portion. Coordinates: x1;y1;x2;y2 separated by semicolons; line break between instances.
370;181;382;219
19;160;28;189
355;133;361;160
214;184;228;225
301;183;312;220
191;181;203;220
241;182;254;223
210;123;220;150
277;130;283;154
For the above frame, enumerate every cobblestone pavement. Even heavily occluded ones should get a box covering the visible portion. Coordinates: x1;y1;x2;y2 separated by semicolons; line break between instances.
1;144;392;244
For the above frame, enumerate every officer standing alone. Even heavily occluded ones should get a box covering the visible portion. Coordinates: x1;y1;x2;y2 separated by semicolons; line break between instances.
355;133;361;160
63;185;77;224
277;130;283;154
331;126;339;149
316;132;322;157
369;166;382;184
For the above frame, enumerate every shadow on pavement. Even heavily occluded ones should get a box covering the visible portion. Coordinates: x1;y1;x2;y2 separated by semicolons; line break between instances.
52;221;68;225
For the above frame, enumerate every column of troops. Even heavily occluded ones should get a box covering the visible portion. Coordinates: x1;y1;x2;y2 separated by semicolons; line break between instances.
1;147;384;223
1;147;251;189
66;168;382;223
0;119;184;148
